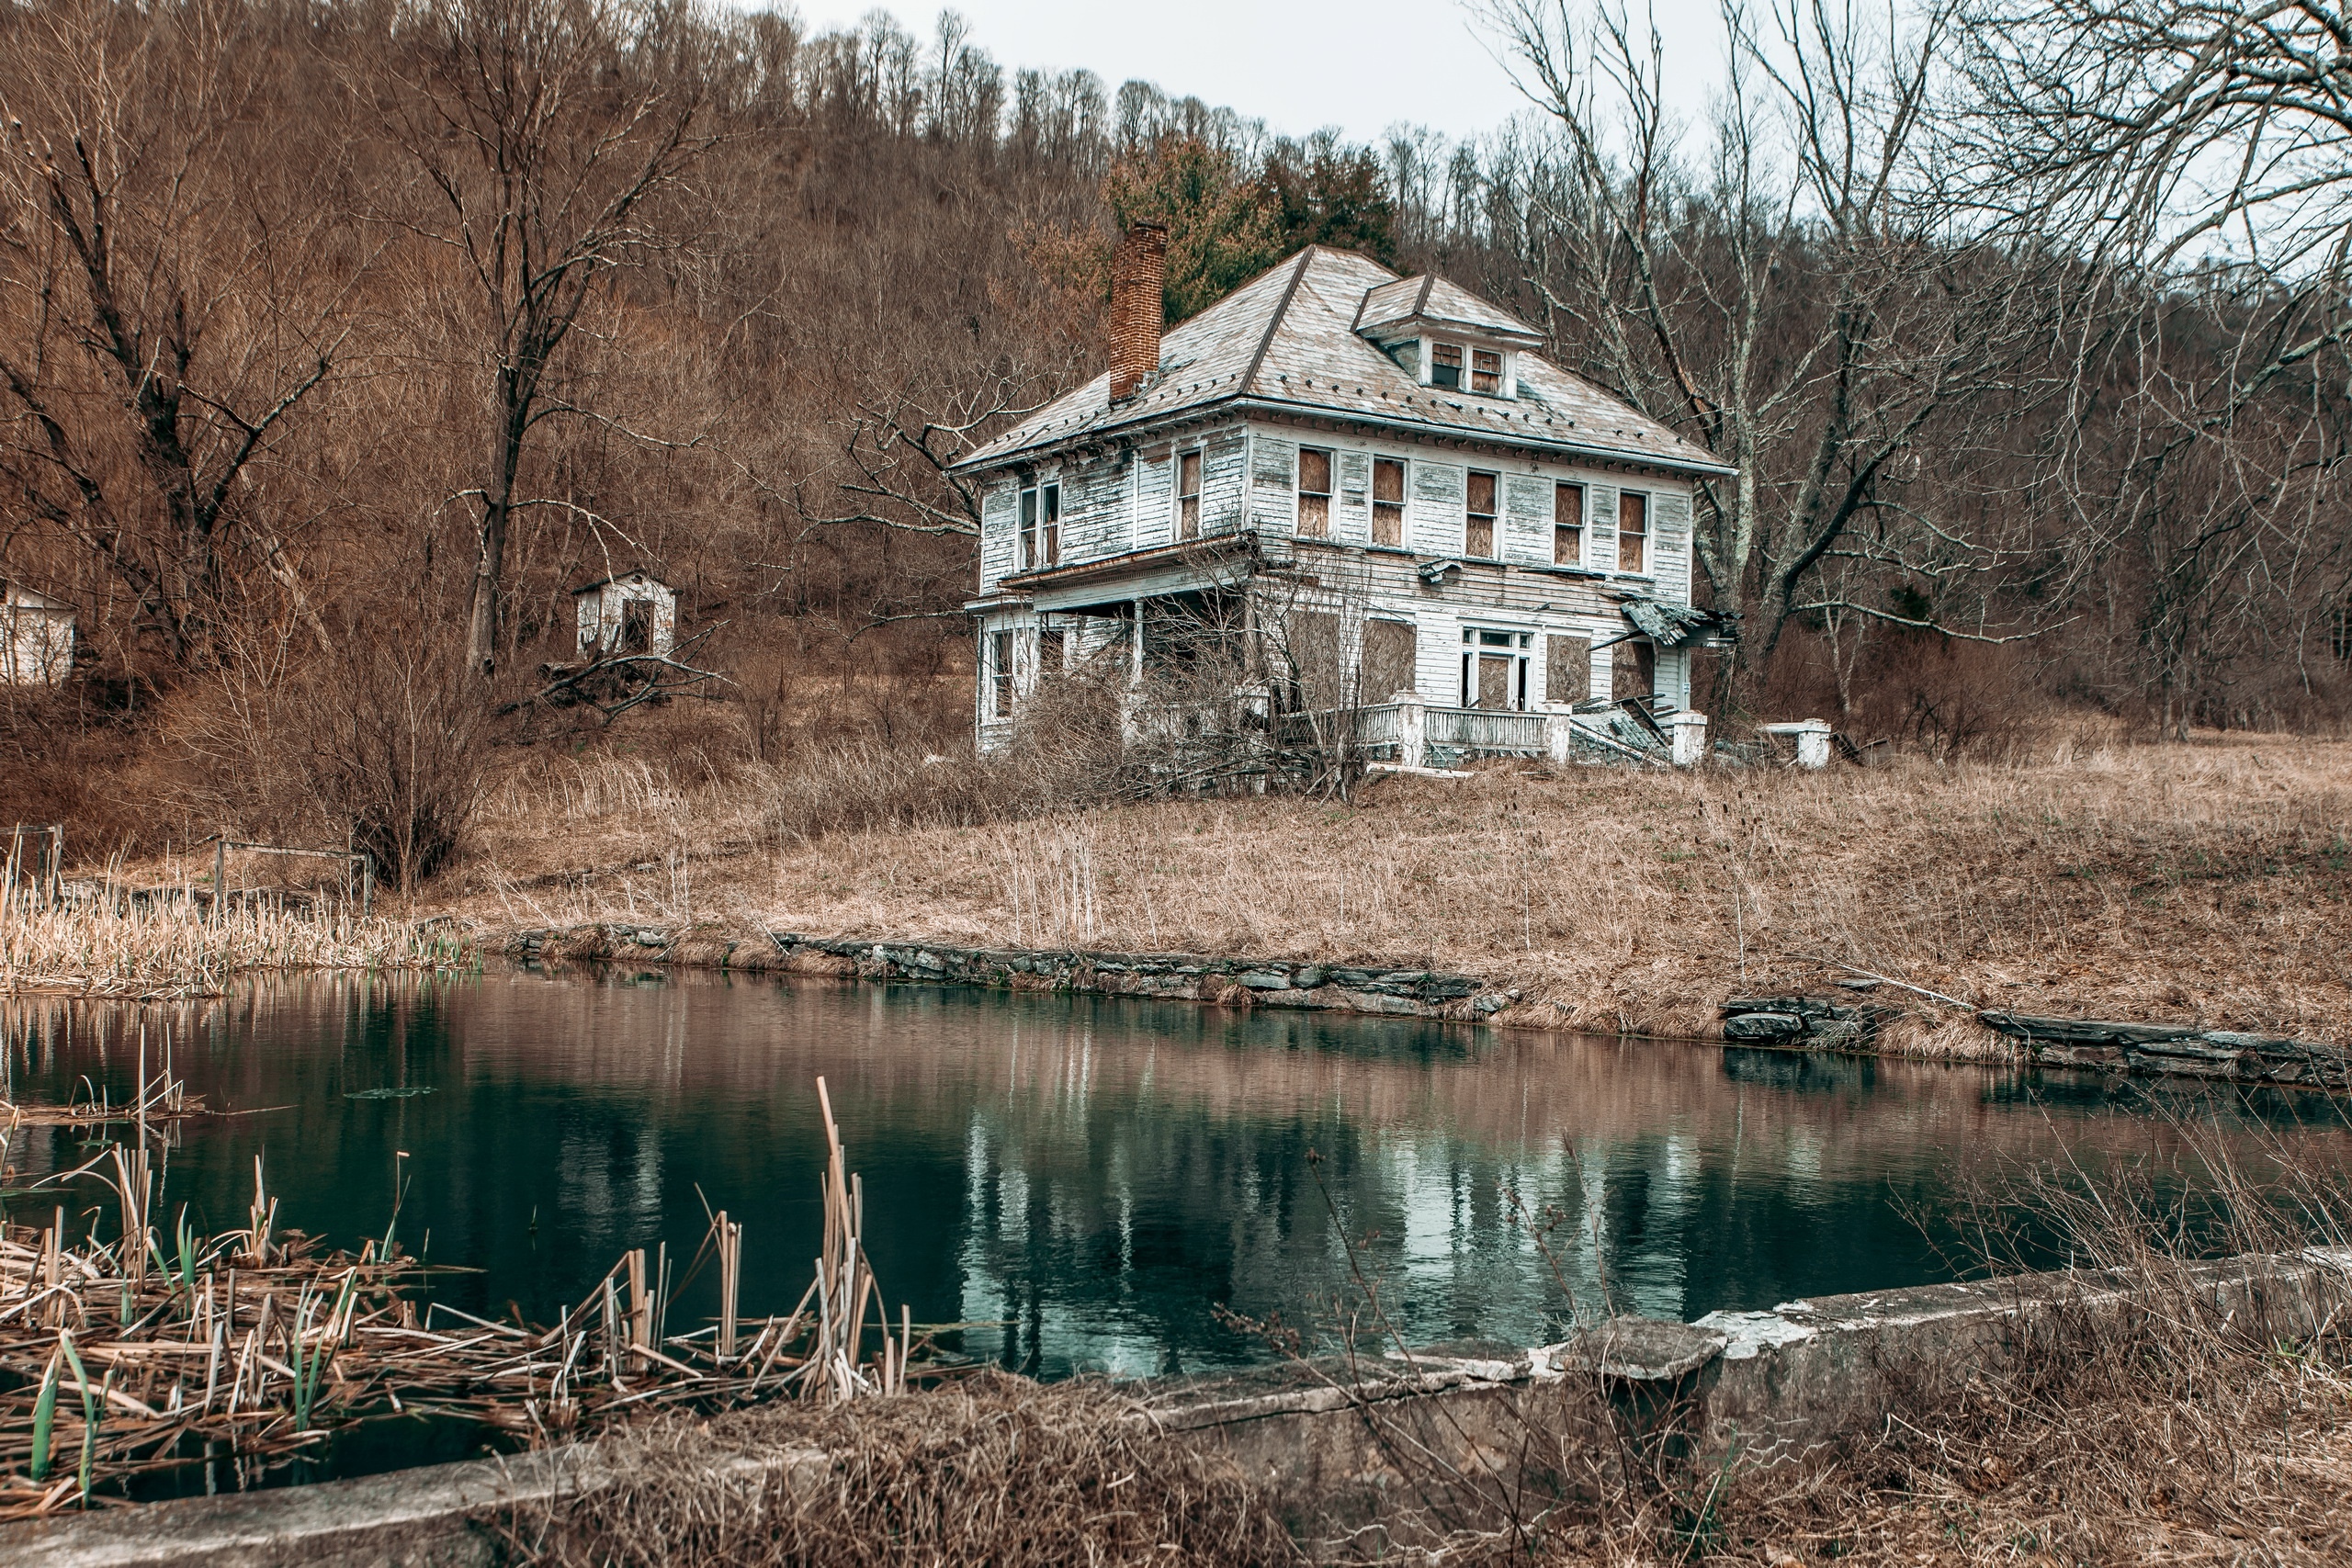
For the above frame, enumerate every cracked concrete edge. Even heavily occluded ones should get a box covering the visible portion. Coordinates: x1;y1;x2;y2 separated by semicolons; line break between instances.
10;1249;2349;1565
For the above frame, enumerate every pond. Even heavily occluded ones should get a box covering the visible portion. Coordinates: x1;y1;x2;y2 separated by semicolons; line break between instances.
6;965;2346;1477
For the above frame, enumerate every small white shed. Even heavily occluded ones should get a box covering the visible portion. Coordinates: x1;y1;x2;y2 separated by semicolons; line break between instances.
571;571;676;659
2;582;74;684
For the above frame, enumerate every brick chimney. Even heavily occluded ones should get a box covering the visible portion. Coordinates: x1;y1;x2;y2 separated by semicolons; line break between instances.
1108;220;1169;404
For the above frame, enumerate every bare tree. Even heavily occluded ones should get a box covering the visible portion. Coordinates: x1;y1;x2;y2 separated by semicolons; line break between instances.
0;0;347;669
385;0;715;676
1485;0;2065;672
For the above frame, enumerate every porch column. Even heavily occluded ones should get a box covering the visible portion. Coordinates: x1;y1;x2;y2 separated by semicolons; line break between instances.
1666;711;1710;768
1396;691;1427;770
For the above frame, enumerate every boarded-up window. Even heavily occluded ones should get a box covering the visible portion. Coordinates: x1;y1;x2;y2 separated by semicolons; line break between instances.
989;630;1014;717
1546;634;1590;705
1297;447;1332;538
1619;491;1647;574
1362;617;1417;701
1179;451;1203;538
1372;458;1405;547
1430;342;1464;389
1465;470;1498;558
1617;637;1656;701
1472;347;1502;394
1554;484;1583;566
1283;609;1343;708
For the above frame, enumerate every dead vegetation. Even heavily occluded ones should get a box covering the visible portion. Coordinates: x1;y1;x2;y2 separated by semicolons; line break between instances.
444;728;2352;1049
511;1372;1299;1568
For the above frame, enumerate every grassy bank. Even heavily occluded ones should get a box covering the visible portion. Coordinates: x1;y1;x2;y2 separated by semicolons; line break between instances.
0;897;469;998
446;732;2352;1053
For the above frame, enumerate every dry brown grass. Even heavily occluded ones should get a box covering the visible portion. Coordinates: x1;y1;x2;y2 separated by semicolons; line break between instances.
444;730;2352;1050
511;1371;1298;1567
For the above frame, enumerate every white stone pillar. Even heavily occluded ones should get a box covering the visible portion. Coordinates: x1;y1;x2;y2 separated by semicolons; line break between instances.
1545;712;1576;765
1667;711;1710;768
1395;691;1427;770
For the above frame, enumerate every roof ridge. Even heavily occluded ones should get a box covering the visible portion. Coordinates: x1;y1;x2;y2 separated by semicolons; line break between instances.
1240;246;1316;396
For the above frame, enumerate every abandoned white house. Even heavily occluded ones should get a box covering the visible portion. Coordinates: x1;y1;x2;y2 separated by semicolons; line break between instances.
571;571;676;660
956;227;1734;767
2;581;75;685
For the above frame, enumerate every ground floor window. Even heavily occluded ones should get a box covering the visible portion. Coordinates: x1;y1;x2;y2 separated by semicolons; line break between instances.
1460;626;1531;710
1362;617;1417;702
989;629;1014;718
1546;633;1591;705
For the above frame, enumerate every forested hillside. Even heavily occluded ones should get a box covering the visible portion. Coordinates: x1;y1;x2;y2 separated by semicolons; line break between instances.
3;0;2346;878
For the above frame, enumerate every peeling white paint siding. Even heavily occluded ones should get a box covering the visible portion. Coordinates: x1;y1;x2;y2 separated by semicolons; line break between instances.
1412;460;1464;557
978;483;1018;591
1;586;74;684
572;574;675;657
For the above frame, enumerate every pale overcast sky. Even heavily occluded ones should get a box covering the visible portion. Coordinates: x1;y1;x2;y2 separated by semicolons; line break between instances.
779;0;1733;147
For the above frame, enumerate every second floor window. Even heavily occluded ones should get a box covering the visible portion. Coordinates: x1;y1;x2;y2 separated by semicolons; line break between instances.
1018;482;1059;570
1178;450;1203;538
1465;470;1498;557
1618;491;1647;574
1472;348;1502;394
1555;483;1583;565
1297;447;1332;538
1372;457;1406;546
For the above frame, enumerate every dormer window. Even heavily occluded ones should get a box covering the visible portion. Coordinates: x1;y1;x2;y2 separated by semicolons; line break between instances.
1430;342;1464;389
1471;348;1502;394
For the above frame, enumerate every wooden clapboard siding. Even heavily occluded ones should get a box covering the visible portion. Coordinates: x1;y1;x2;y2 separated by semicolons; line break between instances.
1503;474;1550;565
1250;428;1296;535
1202;427;1249;535
1335;449;1372;544
1650;489;1693;600
1411;460;1464;557
1588;485;1620;575
1135;453;1173;549
978;482;1018;591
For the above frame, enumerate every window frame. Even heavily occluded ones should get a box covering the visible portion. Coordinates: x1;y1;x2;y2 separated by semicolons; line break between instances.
1554;482;1584;567
1470;347;1503;395
1617;489;1649;575
1429;341;1464;389
989;629;1015;719
1371;457;1407;547
1038;481;1060;568
1177;449;1204;539
1017;487;1037;571
1296;446;1333;539
1464;468;1498;558
1459;626;1533;711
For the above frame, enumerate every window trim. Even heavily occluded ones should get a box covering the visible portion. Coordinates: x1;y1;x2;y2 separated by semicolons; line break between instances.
989;629;1015;719
1554;482;1584;567
1458;625;1533;711
1016;480;1061;571
1464;468;1498;558
1617;488;1650;576
1296;446;1333;539
1370;456;1407;547
1177;449;1204;539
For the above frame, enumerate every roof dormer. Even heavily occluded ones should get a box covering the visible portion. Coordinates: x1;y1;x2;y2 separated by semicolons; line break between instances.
1352;275;1545;400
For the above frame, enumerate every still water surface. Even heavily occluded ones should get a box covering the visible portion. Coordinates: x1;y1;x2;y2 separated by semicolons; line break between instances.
8;968;2346;1382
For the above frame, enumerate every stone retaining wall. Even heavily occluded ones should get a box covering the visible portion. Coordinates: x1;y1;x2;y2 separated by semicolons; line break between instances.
495;925;2351;1091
